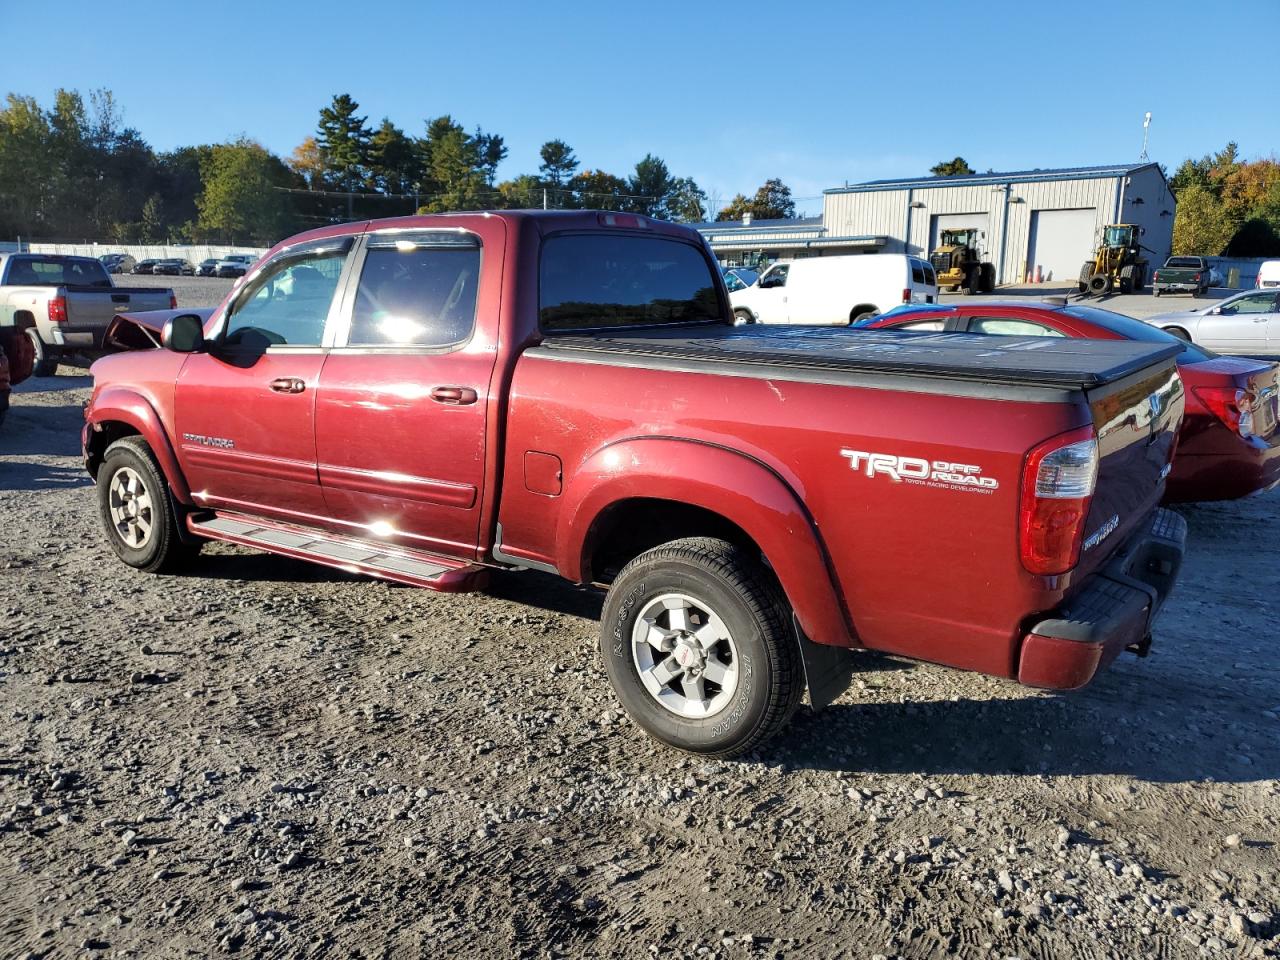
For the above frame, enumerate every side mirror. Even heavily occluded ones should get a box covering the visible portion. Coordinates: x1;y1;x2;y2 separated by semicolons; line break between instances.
162;313;205;353
1208;307;1222;316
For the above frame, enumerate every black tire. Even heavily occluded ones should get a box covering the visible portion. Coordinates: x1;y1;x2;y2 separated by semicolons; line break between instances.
1087;274;1111;295
97;436;200;574
599;537;804;758
1078;262;1094;293
1118;266;1135;295
27;328;58;377
733;309;756;326
1164;326;1191;342
963;268;979;295
0;389;8;429
980;262;996;293
851;306;878;324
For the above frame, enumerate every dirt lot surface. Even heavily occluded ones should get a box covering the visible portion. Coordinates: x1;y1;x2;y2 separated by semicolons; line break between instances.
2;351;1279;959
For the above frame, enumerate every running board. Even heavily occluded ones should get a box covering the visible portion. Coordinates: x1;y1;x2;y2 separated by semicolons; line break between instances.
187;513;487;592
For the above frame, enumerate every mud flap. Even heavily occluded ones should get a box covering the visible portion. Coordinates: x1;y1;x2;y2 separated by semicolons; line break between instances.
794;615;857;709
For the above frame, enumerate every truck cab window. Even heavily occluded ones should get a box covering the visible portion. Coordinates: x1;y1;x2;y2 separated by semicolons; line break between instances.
968;316;1065;338
348;233;481;347
758;264;788;289
223;244;349;349
540;234;721;331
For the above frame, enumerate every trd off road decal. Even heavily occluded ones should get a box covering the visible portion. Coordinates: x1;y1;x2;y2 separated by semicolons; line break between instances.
840;449;999;494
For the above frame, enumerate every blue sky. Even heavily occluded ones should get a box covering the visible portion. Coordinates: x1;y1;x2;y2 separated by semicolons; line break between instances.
2;0;1276;215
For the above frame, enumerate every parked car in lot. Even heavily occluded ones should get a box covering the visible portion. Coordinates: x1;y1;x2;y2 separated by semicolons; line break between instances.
729;253;938;326
1152;256;1211;298
83;211;1188;756
856;300;1280;502
721;267;758;293
1147;289;1280;357
0;254;176;376
99;253;137;275
215;254;257;278
132;259;158;275
1256;260;1280;289
196;258;219;277
153;258;195;276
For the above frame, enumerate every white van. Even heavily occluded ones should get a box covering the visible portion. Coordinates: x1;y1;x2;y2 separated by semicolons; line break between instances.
728;254;939;326
1256;260;1280;289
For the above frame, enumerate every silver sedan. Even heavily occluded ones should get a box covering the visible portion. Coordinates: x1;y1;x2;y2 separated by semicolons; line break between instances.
1146;289;1280;356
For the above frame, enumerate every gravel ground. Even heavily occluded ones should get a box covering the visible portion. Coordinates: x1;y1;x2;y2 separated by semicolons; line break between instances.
2;353;1279;959
123;273;236;310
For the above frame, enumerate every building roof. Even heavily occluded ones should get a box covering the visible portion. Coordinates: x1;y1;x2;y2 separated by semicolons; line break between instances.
824;162;1163;194
688;215;824;232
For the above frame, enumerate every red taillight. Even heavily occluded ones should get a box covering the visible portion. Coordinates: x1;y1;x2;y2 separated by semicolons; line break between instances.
169;293;178;309
1192;273;1200;282
902;288;911;303
1193;385;1254;438
47;296;67;323
1019;426;1099;575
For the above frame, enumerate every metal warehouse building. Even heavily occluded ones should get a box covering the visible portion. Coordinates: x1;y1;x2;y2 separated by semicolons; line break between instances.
700;162;1175;286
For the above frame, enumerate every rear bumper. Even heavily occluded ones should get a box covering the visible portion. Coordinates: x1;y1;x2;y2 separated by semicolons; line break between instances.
1018;508;1186;690
1165;431;1280;503
1154;281;1203;292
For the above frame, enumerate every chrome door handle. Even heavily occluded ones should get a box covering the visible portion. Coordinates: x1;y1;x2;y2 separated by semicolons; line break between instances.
431;386;478;405
269;377;306;394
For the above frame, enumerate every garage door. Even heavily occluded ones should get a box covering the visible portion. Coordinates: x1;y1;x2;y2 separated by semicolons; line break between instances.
929;213;991;256
1028;208;1096;283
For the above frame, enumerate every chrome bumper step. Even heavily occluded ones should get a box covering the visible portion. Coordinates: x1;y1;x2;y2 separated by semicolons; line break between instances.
188;514;486;592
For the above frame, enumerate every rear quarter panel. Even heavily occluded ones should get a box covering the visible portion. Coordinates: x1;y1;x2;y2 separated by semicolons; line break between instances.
498;355;1094;679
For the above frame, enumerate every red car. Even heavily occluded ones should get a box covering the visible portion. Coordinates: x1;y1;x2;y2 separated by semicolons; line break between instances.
857;302;1280;503
83;213;1188;756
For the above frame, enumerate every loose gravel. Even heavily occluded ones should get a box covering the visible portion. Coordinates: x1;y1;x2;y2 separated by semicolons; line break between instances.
1;363;1277;958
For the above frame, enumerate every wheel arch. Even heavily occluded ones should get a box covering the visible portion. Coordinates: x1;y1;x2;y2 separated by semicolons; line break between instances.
559;437;855;649
86;387;192;502
850;304;879;323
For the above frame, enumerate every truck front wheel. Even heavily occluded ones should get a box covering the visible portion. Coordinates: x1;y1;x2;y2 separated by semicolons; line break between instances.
599;537;803;758
97;436;200;573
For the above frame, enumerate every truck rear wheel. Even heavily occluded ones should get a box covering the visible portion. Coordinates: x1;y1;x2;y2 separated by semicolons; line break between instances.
963;268;979;295
97;436;200;574
599;537;803;757
26;329;58;377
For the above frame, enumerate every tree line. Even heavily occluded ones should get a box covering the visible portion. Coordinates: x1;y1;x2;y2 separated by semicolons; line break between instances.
0;89;797;246
1169;143;1280;257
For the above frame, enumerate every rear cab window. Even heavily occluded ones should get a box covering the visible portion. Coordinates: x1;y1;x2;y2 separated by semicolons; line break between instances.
4;256;111;288
539;233;724;331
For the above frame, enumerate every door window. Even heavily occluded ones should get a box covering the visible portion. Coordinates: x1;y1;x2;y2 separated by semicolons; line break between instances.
758;264;789;289
223;240;351;348
348;232;481;347
894;319;947;331
1219;293;1278;315
968;316;1066;337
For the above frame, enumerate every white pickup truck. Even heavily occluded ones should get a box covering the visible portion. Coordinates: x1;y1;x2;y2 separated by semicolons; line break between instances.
0;254;175;375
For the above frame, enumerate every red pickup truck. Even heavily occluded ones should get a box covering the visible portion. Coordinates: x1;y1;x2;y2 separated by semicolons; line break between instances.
84;211;1187;756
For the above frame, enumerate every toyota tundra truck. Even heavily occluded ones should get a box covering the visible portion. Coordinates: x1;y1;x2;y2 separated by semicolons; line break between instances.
0;253;176;376
82;211;1187;757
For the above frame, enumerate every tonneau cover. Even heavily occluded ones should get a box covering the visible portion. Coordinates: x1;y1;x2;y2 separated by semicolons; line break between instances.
539;326;1181;390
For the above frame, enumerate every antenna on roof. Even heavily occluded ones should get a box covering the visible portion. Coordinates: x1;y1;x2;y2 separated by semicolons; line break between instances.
1139;112;1152;162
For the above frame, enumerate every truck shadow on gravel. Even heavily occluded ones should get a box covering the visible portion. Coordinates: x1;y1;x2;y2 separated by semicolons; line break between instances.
777;691;1279;784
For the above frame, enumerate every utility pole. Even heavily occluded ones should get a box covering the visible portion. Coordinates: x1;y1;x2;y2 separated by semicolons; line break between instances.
1140;112;1152;162
542;188;548;210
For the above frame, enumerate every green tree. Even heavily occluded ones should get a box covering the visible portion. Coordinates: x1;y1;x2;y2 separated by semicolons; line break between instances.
627;154;674;217
368;119;421;194
1171;183;1234;256
666;176;708;222
474;130;507;187
1224;218;1280;257
316;93;372;192
539;139;578;188
565;169;627;210
0;94;55;237
196;138;295;244
419;126;487;213
139;194;165;242
930;157;975;177
497;173;544;209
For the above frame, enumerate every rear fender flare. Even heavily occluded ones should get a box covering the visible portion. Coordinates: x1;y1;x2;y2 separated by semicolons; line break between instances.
87;387;191;503
558;438;855;648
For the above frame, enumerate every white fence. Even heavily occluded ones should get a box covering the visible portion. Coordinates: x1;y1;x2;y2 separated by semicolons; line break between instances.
26;241;269;263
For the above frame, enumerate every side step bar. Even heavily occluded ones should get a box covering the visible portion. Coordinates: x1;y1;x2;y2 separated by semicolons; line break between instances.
187;513;488;592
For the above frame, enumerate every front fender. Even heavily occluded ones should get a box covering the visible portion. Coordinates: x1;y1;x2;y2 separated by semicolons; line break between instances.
558;438;855;649
87;386;191;502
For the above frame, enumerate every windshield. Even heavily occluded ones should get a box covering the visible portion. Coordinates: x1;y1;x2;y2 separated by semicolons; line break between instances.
1062;304;1215;362
723;268;758;292
1103;226;1132;247
5;256;112;288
